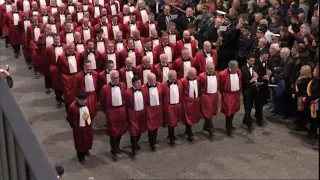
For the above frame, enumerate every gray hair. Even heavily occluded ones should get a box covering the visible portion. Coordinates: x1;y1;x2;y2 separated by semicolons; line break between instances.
206;61;215;68
168;70;177;77
110;70;119;78
228;60;238;68
280;47;290;58
270;43;280;51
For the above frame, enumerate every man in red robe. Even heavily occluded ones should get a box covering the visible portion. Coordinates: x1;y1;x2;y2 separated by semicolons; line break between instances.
98;60;115;90
135;56;154;84
219;60;242;136
0;0;13;48
80;40;103;71
76;17;94;41
119;57;137;88
142;38;156;64
75;60;98;119
107;15;123;40
47;34;65;107
5;4;22;58
142;13;158;38
123;12;143;39
173;47;197;79
195;41;218;73
153;32;176;63
101;41;121;69
93;27;107;53
181;67;200;142
100;70;127;161
141;73;163;151
56;42;81;112
175;30;197;57
119;38;143;66
162;70;183;145
125;75;146;156
199;62;219;137
154;53;173;82
67;93;94;164
19;12;32;68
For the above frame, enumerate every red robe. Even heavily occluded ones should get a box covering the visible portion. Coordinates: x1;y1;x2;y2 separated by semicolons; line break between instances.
142;49;157;64
117;12;129;24
133;9;148;23
194;50;218;73
26;23;44;65
5;11;22;45
47;44;66;90
125;88;147;136
47;22;62;34
75;71;98;118
114;39;127;51
18;18;31;59
87;4;102;18
93;37;108;53
53;11;67;24
100;51;121;70
135;64;154;84
106;23;124;40
67;101;93;152
153;63;173;82
199;71;220;119
141;83;163;130
119;48;143;66
76;25;94;41
80;50;103;71
71;10;85;23
59;30;75;44
142;21;158;37
100;82;127;137
181;77;201;125
0;3;13;36
97;70;110;90
119;67;137;86
175;39;197;57
153;43;177;64
105;2;119;16
56;52;81;104
162;80;183;127
37;33;53;76
151;37;162;50
16;0;32;12
122;21;143;39
219;68;242;115
172;57;197;79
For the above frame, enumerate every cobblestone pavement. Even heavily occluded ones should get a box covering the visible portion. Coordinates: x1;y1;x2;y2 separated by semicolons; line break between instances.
1;40;319;180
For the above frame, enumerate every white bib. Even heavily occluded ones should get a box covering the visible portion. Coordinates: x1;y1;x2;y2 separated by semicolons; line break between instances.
51;7;57;14
101;25;108;39
183;61;191;77
66;33;74;45
169;83;179;104
32;11;38;16
149;86;160;106
39;0;46;6
128;51;136;66
107;53;116;68
129;24;137;37
54;46;63;61
83;29;91;41
134;90;144;111
87;53;97;69
111;86;123;106
162;66;169;82
83;5;88;11
143;69;151;84
77;12;83;21
34;27;40;41
50;24;57;33
105;73;111;84
145;51;153;64
98;0;104;6
59;14;65;24
13;13;19;25
110;4;117;15
134;40;142;50
24;20;30;33
188;80;198;98
42;16;48;24
68;6;74;14
76;44;84;52
116;42;124;51
129;5;134;12
169;34;176;44
5;4;12;12
125;70;134;88
94;6;100;18
140;9;148;22
23;0;30;12
164;46;172;62
148;23;155;36
123;15;129;23
230;73;240;91
85;74;95;91
96;41;105;53
67;55;77;73
184;43;192;57
79;106;91;127
46;36;54;48
207;75;217;94
152;39;159;48
112;25;119;36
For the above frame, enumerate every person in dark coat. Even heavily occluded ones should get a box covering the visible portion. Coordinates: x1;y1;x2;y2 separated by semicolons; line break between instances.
174;7;195;34
237;25;255;67
156;5;172;32
269;43;282;68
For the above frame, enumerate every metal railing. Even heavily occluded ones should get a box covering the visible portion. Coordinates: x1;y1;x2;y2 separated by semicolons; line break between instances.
0;77;58;180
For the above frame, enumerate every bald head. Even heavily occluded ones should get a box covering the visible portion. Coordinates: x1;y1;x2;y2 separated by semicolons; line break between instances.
110;70;120;84
206;62;215;73
159;54;168;64
188;67;197;79
147;73;156;85
168;70;177;82
142;56;150;66
203;41;212;51
183;30;191;39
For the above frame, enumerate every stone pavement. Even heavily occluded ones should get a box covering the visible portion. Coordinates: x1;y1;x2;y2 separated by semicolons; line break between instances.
0;40;319;179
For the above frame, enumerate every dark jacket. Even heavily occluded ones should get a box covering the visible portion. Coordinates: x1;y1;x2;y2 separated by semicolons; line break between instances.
275;57;295;85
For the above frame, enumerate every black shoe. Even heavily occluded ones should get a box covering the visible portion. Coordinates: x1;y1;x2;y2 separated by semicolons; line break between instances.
14;53;18;58
79;159;85;165
248;126;252;133
169;140;175;146
150;146;156;151
225;126;236;130
257;121;263;127
131;149;136;157
5;44;8;48
111;153;118;161
136;145;141;151
116;148;122;154
187;136;194;142
45;88;51;94
85;151;91;156
227;129;232;136
295;127;308;132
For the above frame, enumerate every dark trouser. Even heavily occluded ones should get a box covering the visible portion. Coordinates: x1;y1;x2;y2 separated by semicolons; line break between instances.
45;77;52;89
309;110;319;137
4;36;8;45
274;93;283;115
12;44;20;54
168;126;175;141
203;118;214;131
110;136;121;154
243;93;254;127
148;129;158;147
54;89;63;102
33;64;40;74
255;101;264;123
25;57;32;65
236;55;247;68
130;134;141;151
296;110;308;128
283;87;295;117
185;125;193;137
77;151;86;161
226;114;235;130
65;103;71;112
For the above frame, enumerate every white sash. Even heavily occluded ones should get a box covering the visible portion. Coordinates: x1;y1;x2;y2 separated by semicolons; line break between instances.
77;12;83;21
79;106;91;127
112;25;119;36
145;51;153;64
184;43;192;56
76;44;84;52
83;29;91;41
23;0;30;12
110;4;117;15
230;73;240;91
85;74;95;91
125;70;133;88
143;69;150;84
169;34;176;44
6;4;12;12
140;9;148;22
107;53;116;68
87;53;97;69
207;75;217;94
101;26;108;39
149;87;160;106
111;86;123;106
51;7;57;14
68;6;74;14
39;0;46;6
59;14;65;24
66;33;74;45
83;5;88;11
106;73;111;84
23;20;30;33
46;36;54;48
128;51;136;66
98;0;104;6
188;80;198;98
123;15;129;23
67;55;77;73
164;46;172;62
54;46;63;61
13;13;19;25
97;41;105;53
94;6;100;18
152;39;159;48
50;24;57;33
34;27;40;41
148;23;155;36
134;91;144;111
42;16;48;24
162;67;169;82
116;42;124;51
129;24;137;37
169;84;179;104
134;40;142;50
183;61;191;77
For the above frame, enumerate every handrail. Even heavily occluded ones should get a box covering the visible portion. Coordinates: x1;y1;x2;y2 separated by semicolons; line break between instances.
0;77;58;180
